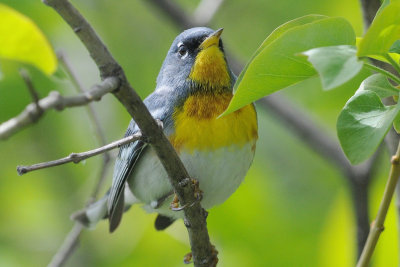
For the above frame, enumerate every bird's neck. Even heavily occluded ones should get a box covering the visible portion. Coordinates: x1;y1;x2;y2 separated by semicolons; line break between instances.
188;45;231;93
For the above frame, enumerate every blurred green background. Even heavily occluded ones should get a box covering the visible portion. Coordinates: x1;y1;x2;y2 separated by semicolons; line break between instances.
0;0;398;266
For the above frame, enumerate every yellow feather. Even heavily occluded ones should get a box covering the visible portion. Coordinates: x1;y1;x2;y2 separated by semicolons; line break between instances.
170;93;258;152
189;45;230;87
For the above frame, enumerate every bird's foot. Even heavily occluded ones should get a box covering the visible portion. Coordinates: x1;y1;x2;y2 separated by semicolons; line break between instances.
170;178;202;211
191;178;203;201
183;245;219;266
183;252;192;264
210;245;219;266
170;194;180;210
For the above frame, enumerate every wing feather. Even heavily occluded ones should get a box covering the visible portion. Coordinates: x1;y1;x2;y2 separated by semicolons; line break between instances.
107;121;146;232
107;86;177;232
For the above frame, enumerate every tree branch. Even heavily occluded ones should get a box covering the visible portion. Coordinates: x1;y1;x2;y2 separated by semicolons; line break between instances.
0;76;119;140
258;95;377;258
48;157;112;267
19;69;41;106
58;51;108;147
17;133;141;175
48;224;84;267
359;0;381;33
43;0;216;266
193;0;225;26
146;0;195;29
357;142;400;267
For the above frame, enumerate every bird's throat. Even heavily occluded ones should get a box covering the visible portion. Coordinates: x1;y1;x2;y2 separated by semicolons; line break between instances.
189;46;231;89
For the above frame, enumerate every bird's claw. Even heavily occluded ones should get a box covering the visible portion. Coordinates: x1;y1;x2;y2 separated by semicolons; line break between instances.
191;178;203;201
183;252;192;264
170;194;181;210
183;245;218;266
170;178;202;211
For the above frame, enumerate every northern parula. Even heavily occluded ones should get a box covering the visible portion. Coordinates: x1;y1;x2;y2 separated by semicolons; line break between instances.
73;27;258;232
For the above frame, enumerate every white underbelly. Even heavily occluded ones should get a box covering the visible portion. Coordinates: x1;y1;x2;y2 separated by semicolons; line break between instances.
127;142;255;218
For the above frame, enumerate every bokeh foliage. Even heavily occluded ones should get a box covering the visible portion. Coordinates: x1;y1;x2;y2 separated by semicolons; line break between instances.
0;0;398;266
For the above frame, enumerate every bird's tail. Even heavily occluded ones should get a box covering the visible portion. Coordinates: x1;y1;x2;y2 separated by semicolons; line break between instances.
71;187;137;229
71;195;109;229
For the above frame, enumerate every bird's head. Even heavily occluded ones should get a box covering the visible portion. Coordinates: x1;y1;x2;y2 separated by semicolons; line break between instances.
157;27;234;92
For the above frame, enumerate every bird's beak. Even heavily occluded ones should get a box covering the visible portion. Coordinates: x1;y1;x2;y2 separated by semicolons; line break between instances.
199;28;223;50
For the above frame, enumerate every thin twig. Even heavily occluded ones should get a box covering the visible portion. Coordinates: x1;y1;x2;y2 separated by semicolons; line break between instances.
193;0;225;26
17;133;141;175
357;142;400;266
384;54;400;76
19;69;41;105
57;50;112;199
0;77;119;140
48;158;112;267
146;0;194;29
364;62;400;84
18;69;43;123
48;224;84;267
58;52;108;147
43;0;216;266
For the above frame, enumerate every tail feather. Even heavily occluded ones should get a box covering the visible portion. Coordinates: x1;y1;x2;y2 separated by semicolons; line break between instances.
71;186;137;230
71;195;108;229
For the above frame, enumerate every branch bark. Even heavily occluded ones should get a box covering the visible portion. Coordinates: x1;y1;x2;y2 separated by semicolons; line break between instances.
0;77;119;140
43;0;216;266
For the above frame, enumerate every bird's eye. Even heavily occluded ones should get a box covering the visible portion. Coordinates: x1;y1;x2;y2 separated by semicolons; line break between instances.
178;45;188;57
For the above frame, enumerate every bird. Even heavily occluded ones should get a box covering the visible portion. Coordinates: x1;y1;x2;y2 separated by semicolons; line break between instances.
72;27;258;232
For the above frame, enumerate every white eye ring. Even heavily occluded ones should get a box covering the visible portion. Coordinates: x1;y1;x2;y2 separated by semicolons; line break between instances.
177;42;188;59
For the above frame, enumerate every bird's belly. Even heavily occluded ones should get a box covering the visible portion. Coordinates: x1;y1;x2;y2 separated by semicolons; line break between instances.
180;143;255;208
127;142;255;218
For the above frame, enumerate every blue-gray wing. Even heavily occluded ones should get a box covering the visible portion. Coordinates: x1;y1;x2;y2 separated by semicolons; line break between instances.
107;86;177;232
107;120;146;232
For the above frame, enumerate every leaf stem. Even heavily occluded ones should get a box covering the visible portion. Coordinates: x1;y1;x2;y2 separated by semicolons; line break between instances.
356;141;400;267
384;54;400;76
364;62;400;84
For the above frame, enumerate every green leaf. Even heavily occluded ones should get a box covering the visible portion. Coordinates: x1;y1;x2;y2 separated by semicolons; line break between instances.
393;112;400;133
357;37;400;63
337;90;400;164
376;0;391;17
389;40;400;53
223;16;355;116
358;73;399;98
0;3;57;75
235;14;328;89
302;45;363;90
358;2;400;57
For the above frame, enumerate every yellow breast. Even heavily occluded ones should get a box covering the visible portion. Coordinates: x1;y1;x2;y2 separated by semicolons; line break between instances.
170;93;258;152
